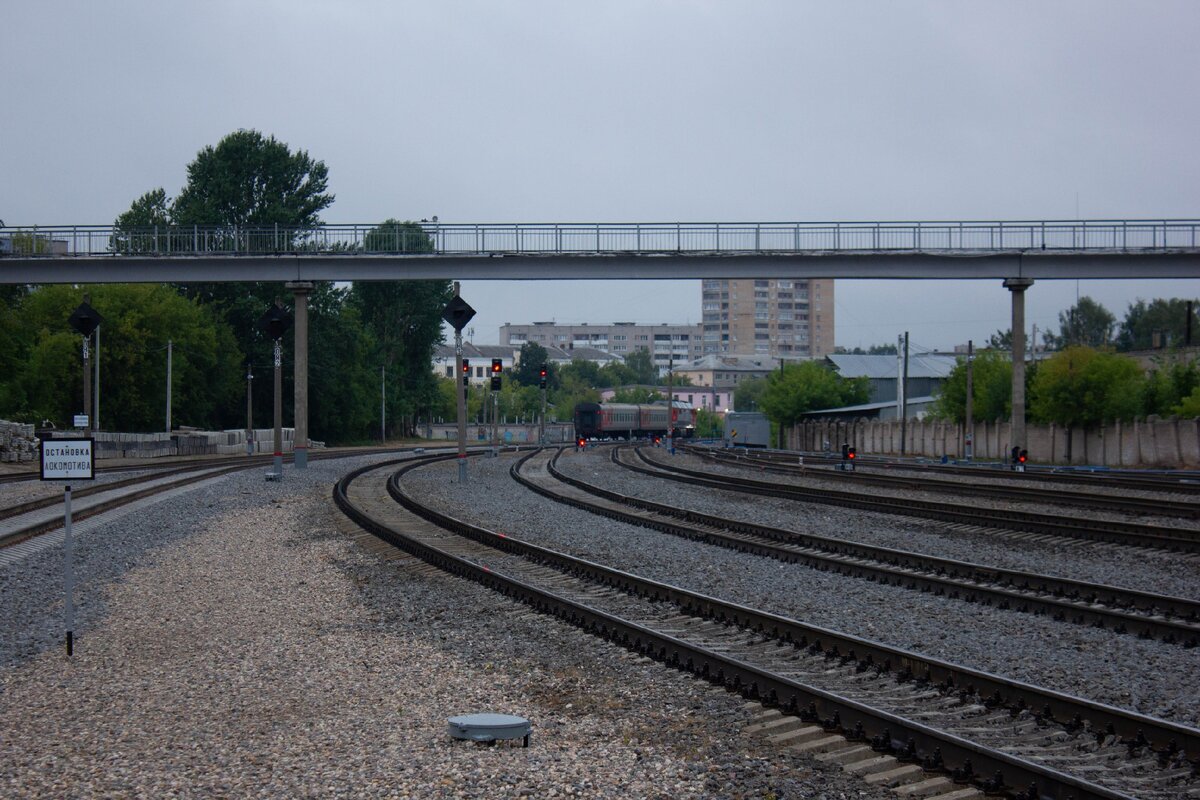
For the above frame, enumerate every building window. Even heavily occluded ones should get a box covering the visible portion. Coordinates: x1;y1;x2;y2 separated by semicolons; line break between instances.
445;366;453;378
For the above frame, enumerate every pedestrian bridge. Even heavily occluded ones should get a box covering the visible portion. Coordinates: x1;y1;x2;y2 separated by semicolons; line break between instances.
1;219;1197;282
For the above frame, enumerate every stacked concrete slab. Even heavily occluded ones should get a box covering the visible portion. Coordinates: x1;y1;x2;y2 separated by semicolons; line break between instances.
0;420;38;463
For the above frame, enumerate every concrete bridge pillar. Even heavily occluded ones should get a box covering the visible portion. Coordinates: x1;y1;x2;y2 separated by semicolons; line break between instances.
1004;277;1034;454
287;281;313;469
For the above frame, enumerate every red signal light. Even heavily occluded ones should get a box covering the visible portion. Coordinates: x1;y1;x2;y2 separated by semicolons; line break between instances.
847;448;856;459
491;358;502;374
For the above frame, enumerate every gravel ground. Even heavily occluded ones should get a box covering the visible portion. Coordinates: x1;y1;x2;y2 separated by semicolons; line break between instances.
1;453;894;799
604;449;1200;600
405;450;1200;729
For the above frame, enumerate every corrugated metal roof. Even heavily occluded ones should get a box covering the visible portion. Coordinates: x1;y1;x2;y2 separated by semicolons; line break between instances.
826;353;958;380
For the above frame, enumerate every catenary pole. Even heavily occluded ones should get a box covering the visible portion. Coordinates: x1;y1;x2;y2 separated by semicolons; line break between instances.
964;340;974;460
165;340;173;432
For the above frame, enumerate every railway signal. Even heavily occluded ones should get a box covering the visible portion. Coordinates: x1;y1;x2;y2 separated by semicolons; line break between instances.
538;366;547;389
840;443;856;471
1011;445;1028;472
491;359;502;391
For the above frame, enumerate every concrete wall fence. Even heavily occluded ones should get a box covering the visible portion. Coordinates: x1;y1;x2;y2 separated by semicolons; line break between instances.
791;416;1200;469
40;428;299;460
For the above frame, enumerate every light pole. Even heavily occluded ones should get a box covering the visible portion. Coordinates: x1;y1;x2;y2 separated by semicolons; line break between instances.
246;362;254;456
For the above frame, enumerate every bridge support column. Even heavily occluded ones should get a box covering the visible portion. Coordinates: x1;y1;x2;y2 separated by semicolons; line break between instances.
287;281;313;469
1004;277;1034;456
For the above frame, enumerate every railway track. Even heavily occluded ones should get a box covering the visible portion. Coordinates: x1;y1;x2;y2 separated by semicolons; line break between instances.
333;449;1200;800
0;445;445;552
685;445;1200;520
627;446;1200;554
513;448;1200;646
752;447;1200;495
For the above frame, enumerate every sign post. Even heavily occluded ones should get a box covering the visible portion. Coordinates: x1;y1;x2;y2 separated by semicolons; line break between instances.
40;436;95;656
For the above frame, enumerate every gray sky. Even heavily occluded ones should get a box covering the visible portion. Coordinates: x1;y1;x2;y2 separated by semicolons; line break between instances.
4;1;1198;352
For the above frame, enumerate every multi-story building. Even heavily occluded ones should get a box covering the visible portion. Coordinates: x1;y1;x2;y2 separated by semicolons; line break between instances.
499;321;703;374
700;278;834;358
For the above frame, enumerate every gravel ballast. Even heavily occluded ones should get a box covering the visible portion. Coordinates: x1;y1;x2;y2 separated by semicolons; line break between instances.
1;453;894;799
405;449;1200;729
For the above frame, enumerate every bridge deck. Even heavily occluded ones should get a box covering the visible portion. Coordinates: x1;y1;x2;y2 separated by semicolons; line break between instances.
2;220;1198;281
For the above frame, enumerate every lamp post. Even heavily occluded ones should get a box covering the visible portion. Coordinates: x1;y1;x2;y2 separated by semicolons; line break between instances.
258;300;292;480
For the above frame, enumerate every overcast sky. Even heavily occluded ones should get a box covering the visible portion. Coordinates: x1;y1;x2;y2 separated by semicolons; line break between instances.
4;1;1198;352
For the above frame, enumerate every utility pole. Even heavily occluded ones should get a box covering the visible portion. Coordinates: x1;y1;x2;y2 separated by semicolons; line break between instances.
666;351;675;454
964;340;974;460
898;332;909;455
381;365;386;443
165;340;173;432
1187;300;1194;347
94;325;100;431
246;363;254;456
778;358;785;449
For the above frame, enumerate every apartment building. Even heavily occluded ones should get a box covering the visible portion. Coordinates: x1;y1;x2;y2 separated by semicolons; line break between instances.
499;321;703;374
700;278;835;358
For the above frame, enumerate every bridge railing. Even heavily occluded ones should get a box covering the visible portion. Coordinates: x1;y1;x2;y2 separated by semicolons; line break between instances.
1;220;1197;257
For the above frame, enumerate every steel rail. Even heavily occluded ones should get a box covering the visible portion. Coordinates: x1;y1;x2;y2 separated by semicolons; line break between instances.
686;446;1200;518
629;447;1200;554
774;448;1200;494
525;447;1200;645
331;451;1171;798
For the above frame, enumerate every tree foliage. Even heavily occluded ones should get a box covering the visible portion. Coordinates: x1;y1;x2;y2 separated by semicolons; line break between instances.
514;341;552;386
1115;298;1199;351
611;387;663;404
1029;347;1143;429
733;377;767;412
623;349;658;384
1044;296;1116;350
931;349;1015;423
759;362;869;427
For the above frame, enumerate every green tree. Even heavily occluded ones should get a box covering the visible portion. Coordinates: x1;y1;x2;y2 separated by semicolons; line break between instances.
1029;346;1144;430
759;362;869;428
986;329;1011;349
171;129;333;228
559;359;601;388
611;387;663;403
1141;357;1200;417
931;349;1015;423
693;407;723;438
514;341;552;386
1115;298;1199;351
1044;297;1116;350
1;285;242;430
1174;386;1200;418
623;349;658;384
350;221;451;438
733;376;768;412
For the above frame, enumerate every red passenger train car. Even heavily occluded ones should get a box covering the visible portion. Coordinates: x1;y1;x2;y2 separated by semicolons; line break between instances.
573;402;695;440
